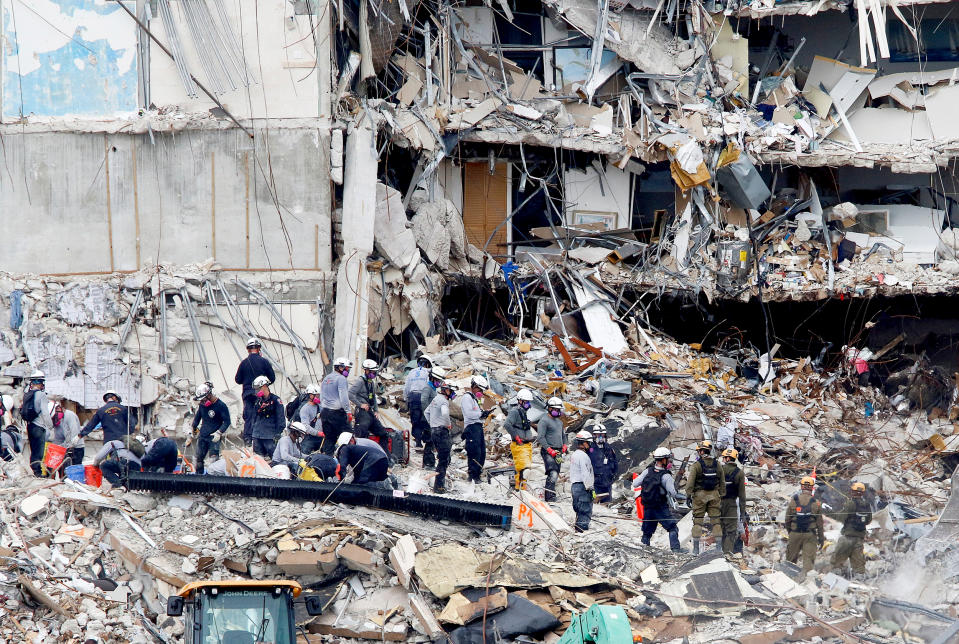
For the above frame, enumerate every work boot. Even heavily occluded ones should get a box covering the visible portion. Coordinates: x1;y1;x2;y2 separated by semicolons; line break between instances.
641;536;651;547
668;530;680;552
692;539;701;555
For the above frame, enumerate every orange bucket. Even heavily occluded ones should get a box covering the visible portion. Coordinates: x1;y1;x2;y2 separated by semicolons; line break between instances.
43;443;67;472
84;466;103;487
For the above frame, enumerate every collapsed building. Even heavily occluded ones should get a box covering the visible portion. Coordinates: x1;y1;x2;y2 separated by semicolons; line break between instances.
3;0;959;642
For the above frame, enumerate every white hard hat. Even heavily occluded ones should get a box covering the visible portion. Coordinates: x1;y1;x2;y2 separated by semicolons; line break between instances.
194;382;213;400
336;432;354;448
305;383;320;395
516;389;534;402
29;370;45;380
252;375;271;388
591;423;607;434
547;397;563;408
362;359;378;370
333;357;353;368
103;389;121;402
246;337;262;349
471;375;489;389
575;430;593;441
289;422;308;435
430;366;448;380
653;447;672;459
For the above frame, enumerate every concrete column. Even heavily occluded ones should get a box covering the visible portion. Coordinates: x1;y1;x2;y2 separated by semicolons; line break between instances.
333;116;377;368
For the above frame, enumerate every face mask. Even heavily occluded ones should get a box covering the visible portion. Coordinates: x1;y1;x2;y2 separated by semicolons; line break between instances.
256;390;267;398
341;369;350;378
365;371;377;380
311;395;320;404
52;408;64;427
520;401;531;410
448;390;456;400
473;389;484;398
596;436;606;445
203;399;213;407
549;409;561;417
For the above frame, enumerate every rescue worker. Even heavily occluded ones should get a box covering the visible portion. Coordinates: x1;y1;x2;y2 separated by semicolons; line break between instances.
141;435;179;473
80;390;136;445
686;440;726;554
424;379;454;493
635;447;685;551
349;360;389;442
273;422;307;470
830;481;872;577
0;425;24;462
403;354;433;448
335;432;390;487
419;367;446;468
784;476;824;581
536;397;566;502
298;383;324;454
569;430;595;533
94;438;145;487
320;358;352;454
720;448;747;557
191;382;231;474
234;337;275;446
588;425;619;503
48;399;84;468
21;371;52;476
250;375;284;458
504;389;535;490
460;375;491;483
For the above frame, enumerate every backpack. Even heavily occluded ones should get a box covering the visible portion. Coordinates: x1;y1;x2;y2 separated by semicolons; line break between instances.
640;467;668;507
20;389;40;423
793;494;815;532
699;458;719;491
285;392;311;421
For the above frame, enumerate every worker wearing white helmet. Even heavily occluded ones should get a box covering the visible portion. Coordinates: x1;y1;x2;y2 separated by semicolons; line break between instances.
235;337;275;446
47;398;84;468
403;353;434;448
22;369;52;476
460;375;491;483
635;446;685;552
504;389;536;490
248;375;283;458
569;430;595;533
417;366;448;469
349;359;390;444
588;423;619;504
272;422;308;469
423;379;455;493
297;384;325;454
190;382;231;474
80;388;137;448
536;397;567;502
319;358;353;455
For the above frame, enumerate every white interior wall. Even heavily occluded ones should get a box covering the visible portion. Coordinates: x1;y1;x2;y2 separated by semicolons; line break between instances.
563;164;632;229
437;159;464;215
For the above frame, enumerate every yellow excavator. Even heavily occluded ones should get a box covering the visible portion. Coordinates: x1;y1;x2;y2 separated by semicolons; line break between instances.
166;580;324;644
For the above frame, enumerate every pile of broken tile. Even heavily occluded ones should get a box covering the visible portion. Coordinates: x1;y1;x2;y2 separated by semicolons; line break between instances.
2;318;959;642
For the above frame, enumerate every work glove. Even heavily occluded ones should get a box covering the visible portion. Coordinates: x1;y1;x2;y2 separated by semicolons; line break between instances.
211;432;222;444
546;447;558;458
514;437;524;445
343;466;355;484
347;413;354;424
561;444;568;454
590;490;597;501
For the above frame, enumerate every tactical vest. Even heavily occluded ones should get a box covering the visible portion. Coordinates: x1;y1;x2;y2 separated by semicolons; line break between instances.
723;465;740;499
700;459;719;491
640;467;668;507
363;378;376;406
847;499;871;532
793;494;815;532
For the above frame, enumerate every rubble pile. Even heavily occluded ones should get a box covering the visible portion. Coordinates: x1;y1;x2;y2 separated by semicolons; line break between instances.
2;311;959;642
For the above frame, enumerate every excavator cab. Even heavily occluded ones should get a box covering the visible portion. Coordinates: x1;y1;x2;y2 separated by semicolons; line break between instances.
167;580;323;644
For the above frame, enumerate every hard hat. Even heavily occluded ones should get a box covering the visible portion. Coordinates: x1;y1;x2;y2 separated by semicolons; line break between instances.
417;354;433;367
470;375;489;389
592;423;607;434
246;337;262;349
575;430;593;442
29;370;45;380
430;366;448;380
800;476;816;487
516;388;534;402
289;422;308;435
722;448;739;459
103;389;121;402
547;397;563;408
194;382;213;400
362;359;378;371
851;481;866;493
252;375;272;388
653;447;672;459
336;432;354;448
333;357;353;368
698;440;712;451
305;383;320;395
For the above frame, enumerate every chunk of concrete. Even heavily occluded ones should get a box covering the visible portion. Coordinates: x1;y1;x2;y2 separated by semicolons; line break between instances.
338;543;382;576
389;534;417;590
409;592;445;637
20;494;49;519
277;550;338;576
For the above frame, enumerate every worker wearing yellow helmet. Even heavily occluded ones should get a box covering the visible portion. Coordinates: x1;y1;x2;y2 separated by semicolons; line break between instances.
784;476;824;581
831;481;873;578
685;440;726;555
720;448;747;558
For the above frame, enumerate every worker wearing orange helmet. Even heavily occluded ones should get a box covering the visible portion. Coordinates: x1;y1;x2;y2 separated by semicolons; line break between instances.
686;440;726;555
784;476;824;580
720;448;747;557
831;482;873;577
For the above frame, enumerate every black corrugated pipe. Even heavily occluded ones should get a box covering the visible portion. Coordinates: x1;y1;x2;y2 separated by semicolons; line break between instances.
125;472;513;529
